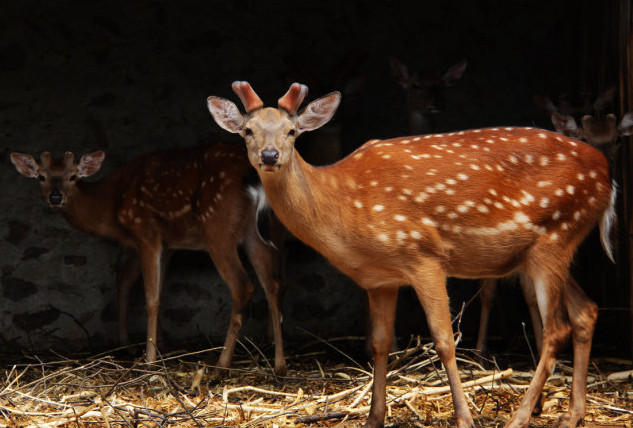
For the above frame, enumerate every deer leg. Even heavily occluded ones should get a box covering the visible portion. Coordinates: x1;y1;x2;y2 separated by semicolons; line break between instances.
207;246;255;379
556;277;597;428
412;267;475;428
519;273;543;354
116;251;141;345
364;286;398;428
476;277;497;353
138;244;164;363
243;220;286;376
505;272;572;428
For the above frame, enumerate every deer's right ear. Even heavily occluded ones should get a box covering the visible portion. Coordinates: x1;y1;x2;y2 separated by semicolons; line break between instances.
551;113;581;138
10;152;39;178
207;96;244;134
77;151;105;177
297;92;341;134
618;111;633;136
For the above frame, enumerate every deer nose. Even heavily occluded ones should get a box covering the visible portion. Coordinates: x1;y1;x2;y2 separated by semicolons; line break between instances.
49;188;63;206
261;148;280;165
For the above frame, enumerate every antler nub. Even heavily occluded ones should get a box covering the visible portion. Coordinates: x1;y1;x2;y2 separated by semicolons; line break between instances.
278;83;309;115
231;81;264;113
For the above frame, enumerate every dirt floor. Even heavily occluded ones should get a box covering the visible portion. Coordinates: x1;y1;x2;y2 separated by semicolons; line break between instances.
1;335;632;428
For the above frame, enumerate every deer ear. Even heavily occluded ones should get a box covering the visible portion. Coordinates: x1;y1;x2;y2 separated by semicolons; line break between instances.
77;151;105;177
389;57;410;89
551;113;581;138
297;92;341;134
10;152;40;178
441;59;467;86
618;111;633;136
207;96;244;134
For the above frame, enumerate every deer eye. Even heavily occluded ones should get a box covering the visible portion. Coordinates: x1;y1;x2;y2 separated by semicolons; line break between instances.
287;129;296;137
244;128;253;136
38;175;46;182
69;175;77;181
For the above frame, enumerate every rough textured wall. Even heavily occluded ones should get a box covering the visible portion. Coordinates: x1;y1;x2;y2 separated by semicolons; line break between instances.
1;0;613;357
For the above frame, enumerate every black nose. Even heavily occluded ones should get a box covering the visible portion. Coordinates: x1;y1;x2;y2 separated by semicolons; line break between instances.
261;149;280;165
49;188;63;205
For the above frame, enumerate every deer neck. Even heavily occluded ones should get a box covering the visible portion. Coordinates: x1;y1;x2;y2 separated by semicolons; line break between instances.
258;151;344;253
60;179;121;240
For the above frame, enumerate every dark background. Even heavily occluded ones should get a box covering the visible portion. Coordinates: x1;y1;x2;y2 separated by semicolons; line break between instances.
1;1;630;360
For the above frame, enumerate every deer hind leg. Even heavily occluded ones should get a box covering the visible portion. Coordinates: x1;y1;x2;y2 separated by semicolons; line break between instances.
243;217;286;376
116;250;141;345
506;266;573;428
207;244;255;378
476;277;497;353
411;263;475;428
364;286;398;428
519;273;543;355
556;277;597;428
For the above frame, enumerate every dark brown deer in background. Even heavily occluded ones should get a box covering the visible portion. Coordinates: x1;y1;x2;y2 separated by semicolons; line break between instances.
390;56;467;134
208;81;615;428
536;88;633;163
11;145;286;376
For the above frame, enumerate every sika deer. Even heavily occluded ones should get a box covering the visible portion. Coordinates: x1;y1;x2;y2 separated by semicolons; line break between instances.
207;82;615;428
11;145;286;375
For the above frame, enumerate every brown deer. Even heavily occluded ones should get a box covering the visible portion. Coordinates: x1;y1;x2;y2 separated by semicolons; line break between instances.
207;81;615;428
10;144;286;375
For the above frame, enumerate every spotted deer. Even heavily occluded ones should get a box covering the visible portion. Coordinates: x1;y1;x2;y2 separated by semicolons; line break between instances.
10;145;286;375
207;81;615;428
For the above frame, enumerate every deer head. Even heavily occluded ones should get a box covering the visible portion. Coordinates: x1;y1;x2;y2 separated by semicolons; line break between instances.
11;151;105;208
390;57;467;133
207;81;341;172
551;111;633;146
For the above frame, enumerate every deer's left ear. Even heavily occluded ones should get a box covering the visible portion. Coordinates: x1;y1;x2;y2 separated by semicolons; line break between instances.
207;96;245;134
77;151;105;177
296;92;341;134
10;152;40;178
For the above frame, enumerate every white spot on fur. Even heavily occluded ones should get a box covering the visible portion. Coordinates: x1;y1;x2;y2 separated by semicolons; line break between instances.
422;217;437;227
538;133;547;139
540;198;549;208
457;173;469;181
394;214;407;221
415;193;429;203
508;155;519;164
552;211;561;220
537;180;552;188
435;205;446;213
377;233;389;242
410;230;422;239
477;205;489;213
556;153;566;161
373;205;385;211
555;189;564;197
540;156;549;166
566;185;575;195
353;200;363;208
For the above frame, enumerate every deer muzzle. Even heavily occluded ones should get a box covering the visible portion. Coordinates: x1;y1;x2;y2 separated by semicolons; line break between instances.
48;188;63;206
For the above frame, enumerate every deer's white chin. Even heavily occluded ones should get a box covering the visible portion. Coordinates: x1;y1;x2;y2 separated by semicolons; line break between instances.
258;164;282;172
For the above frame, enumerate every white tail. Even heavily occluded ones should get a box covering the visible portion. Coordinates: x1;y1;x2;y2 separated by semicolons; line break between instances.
207;81;613;428
11;145;286;375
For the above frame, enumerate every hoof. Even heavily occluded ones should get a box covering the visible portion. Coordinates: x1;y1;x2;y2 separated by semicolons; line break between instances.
555;412;582;428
